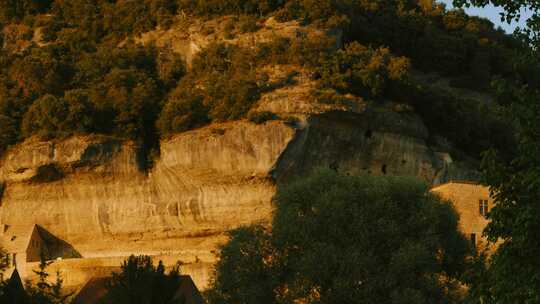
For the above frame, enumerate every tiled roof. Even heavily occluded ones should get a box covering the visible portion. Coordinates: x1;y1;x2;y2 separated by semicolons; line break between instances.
72;277;109;304
73;275;204;304
173;275;205;304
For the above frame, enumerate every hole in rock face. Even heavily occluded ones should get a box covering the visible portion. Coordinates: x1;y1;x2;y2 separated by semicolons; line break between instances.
0;182;5;206
381;164;387;175
329;162;339;172
31;163;65;183
365;130;373;139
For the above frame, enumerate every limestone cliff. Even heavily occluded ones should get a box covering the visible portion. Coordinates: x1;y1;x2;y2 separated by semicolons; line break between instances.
0;104;476;289
0;16;480;291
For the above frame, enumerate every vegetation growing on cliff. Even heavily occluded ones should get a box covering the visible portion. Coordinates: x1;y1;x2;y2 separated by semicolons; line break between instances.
0;0;530;163
208;170;471;304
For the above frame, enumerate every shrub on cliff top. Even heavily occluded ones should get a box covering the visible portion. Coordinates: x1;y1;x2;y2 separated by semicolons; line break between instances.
317;42;411;99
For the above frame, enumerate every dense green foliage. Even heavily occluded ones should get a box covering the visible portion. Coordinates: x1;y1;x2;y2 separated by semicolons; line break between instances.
208;170;470;304
0;251;70;304
446;1;540;302
0;252;184;303
477;83;540;302
317;42;410;98
0;0;529;163
100;255;183;304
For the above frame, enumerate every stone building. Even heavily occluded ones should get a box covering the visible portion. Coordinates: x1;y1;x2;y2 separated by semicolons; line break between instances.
1;225;48;277
431;181;494;251
0;224;81;278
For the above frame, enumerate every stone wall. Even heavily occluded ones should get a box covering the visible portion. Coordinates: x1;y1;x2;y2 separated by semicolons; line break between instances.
431;181;493;250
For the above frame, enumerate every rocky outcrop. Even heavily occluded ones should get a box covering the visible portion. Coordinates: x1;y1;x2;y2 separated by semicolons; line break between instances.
0;18;478;285
0;122;296;288
136;17;336;67
0;112;476;288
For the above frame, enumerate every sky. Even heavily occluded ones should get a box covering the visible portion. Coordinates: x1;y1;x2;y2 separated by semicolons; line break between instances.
439;0;532;33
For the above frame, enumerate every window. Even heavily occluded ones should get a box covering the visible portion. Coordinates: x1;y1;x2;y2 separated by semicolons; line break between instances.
479;199;489;216
470;234;477;251
12;253;16;267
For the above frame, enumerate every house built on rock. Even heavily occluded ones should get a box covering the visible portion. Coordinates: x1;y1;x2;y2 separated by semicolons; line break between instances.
0;224;80;278
431;181;495;251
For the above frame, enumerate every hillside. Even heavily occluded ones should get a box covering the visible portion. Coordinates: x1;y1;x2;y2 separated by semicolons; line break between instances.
0;0;531;290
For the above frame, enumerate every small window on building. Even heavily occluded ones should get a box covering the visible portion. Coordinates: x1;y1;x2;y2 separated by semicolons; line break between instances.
381;165;387;175
12;253;16;267
470;233;477;250
479;200;489;216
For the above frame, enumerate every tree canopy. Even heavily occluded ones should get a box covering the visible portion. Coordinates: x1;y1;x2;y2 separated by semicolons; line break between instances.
100;255;184;304
208;170;470;304
0;0;526;165
450;0;540;302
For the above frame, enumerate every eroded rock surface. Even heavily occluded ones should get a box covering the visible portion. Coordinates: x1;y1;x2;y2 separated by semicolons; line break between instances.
0;111;477;289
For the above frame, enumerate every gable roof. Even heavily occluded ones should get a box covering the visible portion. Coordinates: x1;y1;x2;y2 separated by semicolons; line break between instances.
431;180;485;191
0;268;29;303
173;275;205;304
72;275;204;304
1;225;37;254
72;277;110;304
8;268;25;291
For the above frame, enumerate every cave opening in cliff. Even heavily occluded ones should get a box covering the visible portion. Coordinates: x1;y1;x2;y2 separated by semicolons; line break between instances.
365;129;373;139
0;182;5;206
330;162;339;172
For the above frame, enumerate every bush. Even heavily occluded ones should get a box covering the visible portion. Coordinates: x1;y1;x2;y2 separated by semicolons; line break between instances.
101;255;182;304
317;42;410;98
238;15;261;33
21;95;70;138
157;92;209;137
0;114;18;153
91;68;162;140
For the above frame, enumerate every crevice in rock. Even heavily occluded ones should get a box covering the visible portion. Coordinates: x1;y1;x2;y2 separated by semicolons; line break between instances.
381;164;388;175
0;181;5;206
365;129;373;139
329;161;339;172
30;163;65;183
138;132;162;174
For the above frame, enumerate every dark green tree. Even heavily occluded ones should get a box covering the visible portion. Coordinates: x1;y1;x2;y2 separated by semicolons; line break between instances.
21;94;69;138
157;91;209;137
207;226;277;304
100;255;183;304
0;247;30;303
317;42;410;98
25;251;70;304
209;170;470;304
449;1;540;302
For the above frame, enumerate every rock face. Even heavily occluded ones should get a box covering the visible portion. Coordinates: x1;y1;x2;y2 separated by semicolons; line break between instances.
0;23;478;284
0;110;476;289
